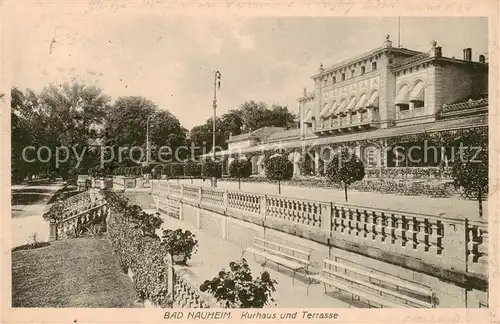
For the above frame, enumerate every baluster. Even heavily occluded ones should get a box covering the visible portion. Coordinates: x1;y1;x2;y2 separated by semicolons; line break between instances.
467;227;477;263
395;215;405;247
406;217;416;250
339;207;347;234
428;220;442;254
415;218;429;252
478;228;488;269
331;206;339;232
366;211;375;240
377;212;386;243
389;214;397;245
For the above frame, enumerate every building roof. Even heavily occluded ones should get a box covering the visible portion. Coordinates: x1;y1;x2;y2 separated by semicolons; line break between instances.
217;114;488;156
227;127;286;143
264;128;301;143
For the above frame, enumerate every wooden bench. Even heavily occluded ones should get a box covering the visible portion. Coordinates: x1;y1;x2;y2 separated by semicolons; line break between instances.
307;257;436;308
242;237;311;285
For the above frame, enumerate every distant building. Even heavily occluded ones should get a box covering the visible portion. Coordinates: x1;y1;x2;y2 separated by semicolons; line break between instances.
212;35;488;179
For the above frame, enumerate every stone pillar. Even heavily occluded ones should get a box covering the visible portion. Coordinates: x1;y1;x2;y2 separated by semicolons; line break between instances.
49;221;58;241
426;63;443;115
441;218;467;273
314;151;320;175
378;36;396;128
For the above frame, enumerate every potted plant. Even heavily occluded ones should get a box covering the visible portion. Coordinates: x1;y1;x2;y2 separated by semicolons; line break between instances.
161;229;198;265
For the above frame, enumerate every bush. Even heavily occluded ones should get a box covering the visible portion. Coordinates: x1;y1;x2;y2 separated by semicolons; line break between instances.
325;148;365;202
449;130;488;217
160;229;198;265
229;158;252;189
199;258;277;308
201;159;222;178
161;165;171;178
184;161;202;177
104;191;172;307
265;154;293;194
170;163;185;178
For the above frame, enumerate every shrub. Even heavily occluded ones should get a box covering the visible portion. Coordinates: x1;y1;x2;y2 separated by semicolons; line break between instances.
202;159;222;179
449;131;488;218
326;149;365;202
161;165;171;178
229;158;252;189
184;161;202;178
104;191;173;307
160;229;198;265
265;154;293;194
170;163;185;178
199;259;277;308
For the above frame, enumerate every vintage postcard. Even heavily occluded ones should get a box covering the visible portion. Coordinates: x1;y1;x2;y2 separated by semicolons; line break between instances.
1;1;499;323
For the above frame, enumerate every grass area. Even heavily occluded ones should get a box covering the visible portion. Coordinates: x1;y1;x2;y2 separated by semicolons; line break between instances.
12;237;141;308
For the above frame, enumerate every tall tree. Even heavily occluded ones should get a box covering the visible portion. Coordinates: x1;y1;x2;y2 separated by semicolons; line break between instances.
103;96;187;165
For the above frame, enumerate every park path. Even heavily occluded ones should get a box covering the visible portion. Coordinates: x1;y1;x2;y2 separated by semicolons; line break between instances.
11;181;65;248
165;178;484;219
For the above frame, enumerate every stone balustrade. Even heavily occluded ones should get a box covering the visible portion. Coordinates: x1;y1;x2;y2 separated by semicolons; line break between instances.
151;180;488;279
466;219;488;276
49;189;108;240
266;195;324;228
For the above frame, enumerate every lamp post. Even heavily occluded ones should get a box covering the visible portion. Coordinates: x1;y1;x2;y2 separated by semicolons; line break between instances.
146;114;153;166
213;70;221;160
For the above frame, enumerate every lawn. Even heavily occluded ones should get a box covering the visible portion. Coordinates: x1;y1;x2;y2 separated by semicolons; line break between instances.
12;237;142;308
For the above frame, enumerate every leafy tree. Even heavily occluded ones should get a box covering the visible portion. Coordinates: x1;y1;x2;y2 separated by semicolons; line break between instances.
184;161;202;179
449;131;488;218
229;158;252;190
265;154;293;194
325;148;365;202
202;159;222;187
199;259;277;308
103;96;187;166
170;163;185;178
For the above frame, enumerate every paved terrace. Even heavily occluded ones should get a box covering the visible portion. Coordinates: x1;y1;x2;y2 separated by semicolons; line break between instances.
130;193;360;308
166;178;485;219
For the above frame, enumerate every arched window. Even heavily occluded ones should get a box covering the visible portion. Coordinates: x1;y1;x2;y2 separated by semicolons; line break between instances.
409;80;425;109
395;84;410;111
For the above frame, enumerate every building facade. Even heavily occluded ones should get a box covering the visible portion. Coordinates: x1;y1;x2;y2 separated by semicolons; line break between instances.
218;35;488;180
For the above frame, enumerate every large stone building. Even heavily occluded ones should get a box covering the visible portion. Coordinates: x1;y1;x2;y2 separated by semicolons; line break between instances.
218;35;488;179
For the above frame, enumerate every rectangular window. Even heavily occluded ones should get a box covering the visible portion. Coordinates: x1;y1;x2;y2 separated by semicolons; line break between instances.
341;73;346;81
361;66;366;74
351;69;355;78
372;61;377;70
332;76;336;84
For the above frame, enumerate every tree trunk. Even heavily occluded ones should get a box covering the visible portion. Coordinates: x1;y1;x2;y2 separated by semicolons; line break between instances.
478;188;483;218
238;178;241;190
278;180;281;194
344;183;348;202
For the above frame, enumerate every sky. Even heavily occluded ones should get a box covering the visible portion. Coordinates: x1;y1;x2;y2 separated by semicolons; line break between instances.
7;15;488;130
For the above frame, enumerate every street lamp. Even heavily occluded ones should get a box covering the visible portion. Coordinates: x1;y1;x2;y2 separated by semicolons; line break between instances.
146;114;155;166
213;70;221;160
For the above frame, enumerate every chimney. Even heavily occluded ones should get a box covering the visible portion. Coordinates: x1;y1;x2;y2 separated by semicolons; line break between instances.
463;48;472;61
479;54;486;63
435;46;442;58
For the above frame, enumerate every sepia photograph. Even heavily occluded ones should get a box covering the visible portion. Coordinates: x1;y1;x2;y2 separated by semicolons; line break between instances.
4;6;495;318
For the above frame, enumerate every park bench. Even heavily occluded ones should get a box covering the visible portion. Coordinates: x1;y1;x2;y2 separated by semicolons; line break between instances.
242;237;311;285
307;257;436;308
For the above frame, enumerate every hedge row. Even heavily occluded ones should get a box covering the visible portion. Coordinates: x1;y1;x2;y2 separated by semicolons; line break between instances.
104;191;172;307
221;176;457;198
